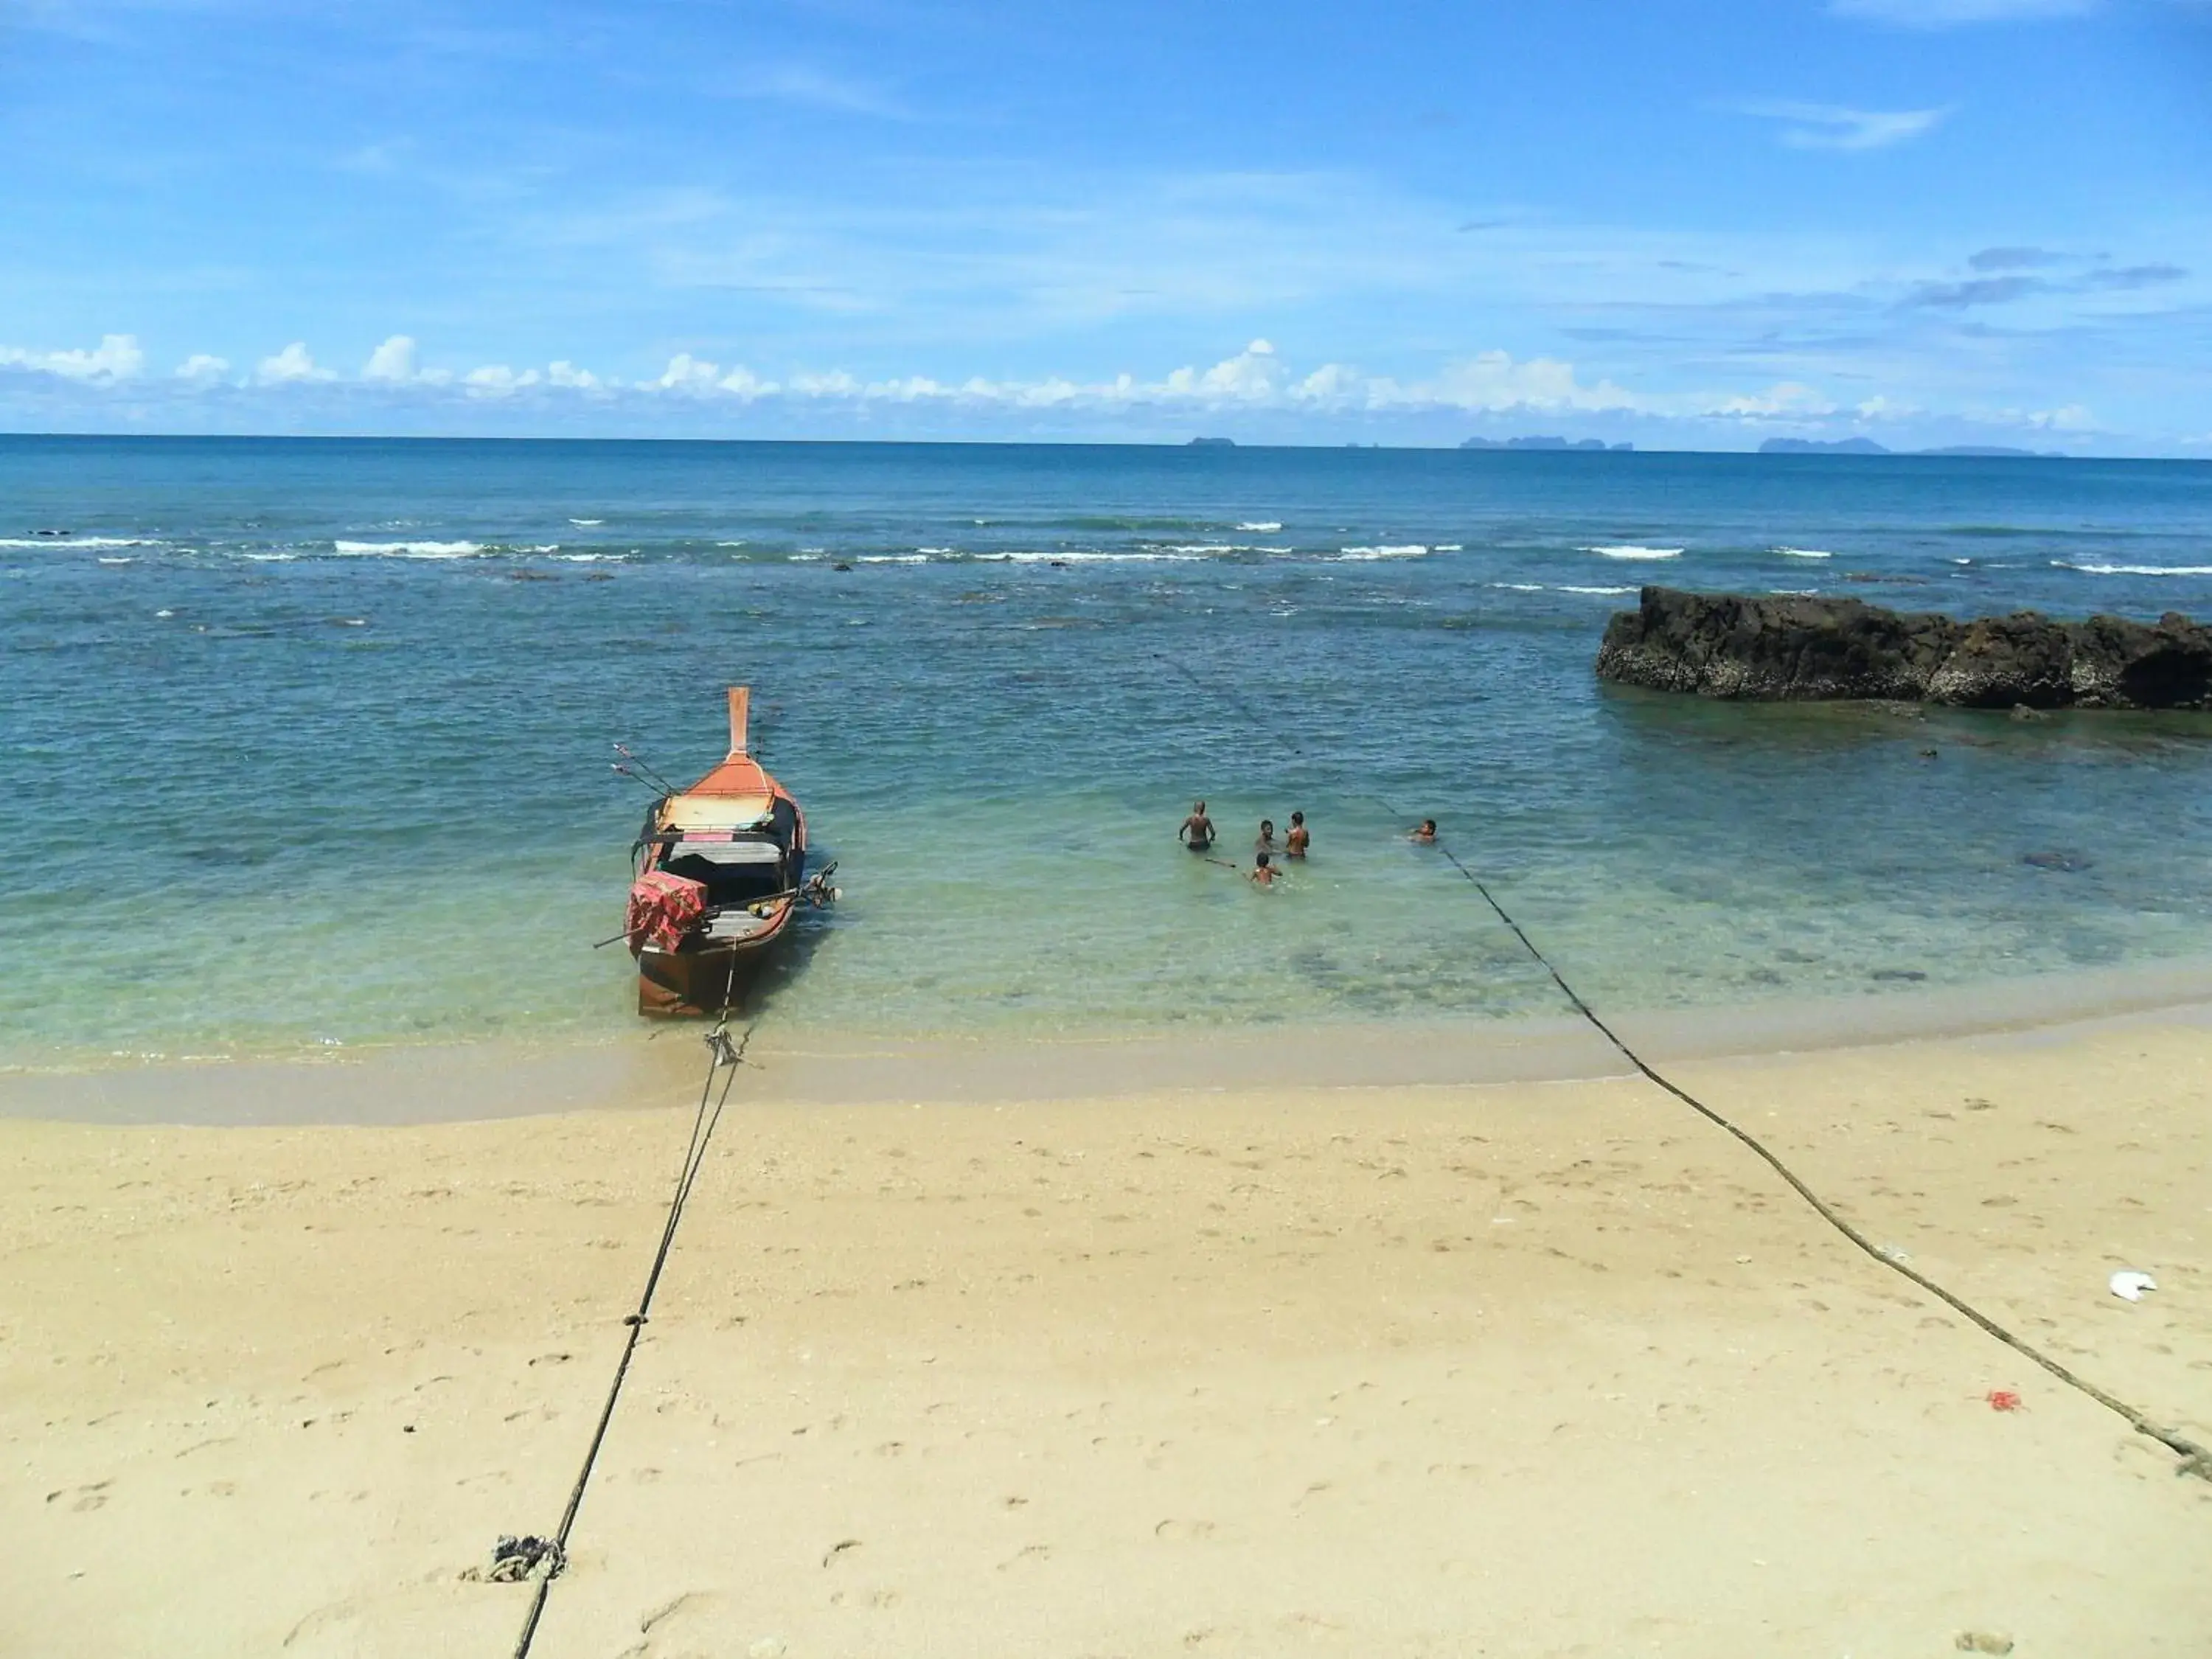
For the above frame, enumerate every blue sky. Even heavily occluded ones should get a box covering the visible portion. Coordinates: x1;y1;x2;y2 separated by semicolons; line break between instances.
3;0;2209;450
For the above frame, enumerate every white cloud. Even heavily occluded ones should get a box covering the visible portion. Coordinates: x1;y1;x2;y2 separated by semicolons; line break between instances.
363;335;420;382
1831;0;2096;24
650;353;780;397
1855;394;1923;421
0;333;144;380
1736;101;1950;152
464;364;543;396
617;342;1659;420
653;352;720;391
1706;382;1840;419
1410;350;1638;413
0;320;2169;451
1164;339;1284;401
257;342;331;383
1295;363;1356;401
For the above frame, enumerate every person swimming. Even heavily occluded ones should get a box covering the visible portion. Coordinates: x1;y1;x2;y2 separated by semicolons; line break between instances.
1179;800;1215;852
1411;818;1437;844
1250;849;1279;886
1255;818;1276;858
1284;810;1309;858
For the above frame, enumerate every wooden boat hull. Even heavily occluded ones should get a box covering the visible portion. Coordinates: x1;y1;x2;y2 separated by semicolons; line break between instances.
636;939;775;1018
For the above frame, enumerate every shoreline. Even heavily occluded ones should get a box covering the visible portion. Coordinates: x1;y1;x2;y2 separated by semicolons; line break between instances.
4;1016;2206;1656
8;953;2212;1125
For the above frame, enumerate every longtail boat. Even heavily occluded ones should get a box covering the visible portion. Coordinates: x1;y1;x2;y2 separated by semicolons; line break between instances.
625;687;833;1016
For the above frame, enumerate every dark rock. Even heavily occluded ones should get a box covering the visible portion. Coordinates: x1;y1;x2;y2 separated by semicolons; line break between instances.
2023;850;2093;872
1594;588;1954;700
1933;617;2072;708
1871;969;1928;982
1596;588;2212;711
2070;611;2212;708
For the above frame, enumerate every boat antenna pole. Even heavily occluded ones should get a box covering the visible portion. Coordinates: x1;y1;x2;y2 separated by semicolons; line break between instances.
613;742;680;794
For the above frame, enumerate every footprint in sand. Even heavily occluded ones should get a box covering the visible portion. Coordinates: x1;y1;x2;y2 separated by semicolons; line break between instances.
1154;1519;1217;1541
639;1590;722;1635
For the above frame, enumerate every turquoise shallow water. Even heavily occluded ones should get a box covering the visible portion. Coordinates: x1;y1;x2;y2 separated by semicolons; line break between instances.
3;437;2211;1070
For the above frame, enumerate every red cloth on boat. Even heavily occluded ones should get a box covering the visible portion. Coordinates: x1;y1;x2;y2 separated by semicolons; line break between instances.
626;870;708;951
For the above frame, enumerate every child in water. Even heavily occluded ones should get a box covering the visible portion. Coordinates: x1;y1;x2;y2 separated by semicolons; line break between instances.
1251;850;1279;886
1411;818;1437;844
1284;811;1310;858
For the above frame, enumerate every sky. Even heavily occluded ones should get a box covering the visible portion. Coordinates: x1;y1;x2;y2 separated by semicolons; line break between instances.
2;0;2210;451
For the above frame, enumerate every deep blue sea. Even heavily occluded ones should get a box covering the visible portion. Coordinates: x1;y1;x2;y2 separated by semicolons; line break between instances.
4;435;2211;1071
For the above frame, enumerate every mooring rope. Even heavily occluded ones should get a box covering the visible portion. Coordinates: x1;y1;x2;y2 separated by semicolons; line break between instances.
1428;840;2208;1478
1152;650;2207;1479
508;1011;757;1659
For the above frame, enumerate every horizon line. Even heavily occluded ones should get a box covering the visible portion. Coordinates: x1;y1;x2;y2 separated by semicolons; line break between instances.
0;429;2184;461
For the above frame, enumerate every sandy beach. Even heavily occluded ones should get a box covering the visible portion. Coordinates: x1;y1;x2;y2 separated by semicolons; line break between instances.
4;1016;2208;1658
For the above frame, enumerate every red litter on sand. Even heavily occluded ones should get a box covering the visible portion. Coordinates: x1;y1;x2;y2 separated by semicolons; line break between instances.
1986;1389;2023;1412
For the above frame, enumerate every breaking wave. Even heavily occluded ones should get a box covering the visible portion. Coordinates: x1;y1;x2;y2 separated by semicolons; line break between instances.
0;535;159;549
2053;560;2212;577
332;540;485;558
1583;544;1681;560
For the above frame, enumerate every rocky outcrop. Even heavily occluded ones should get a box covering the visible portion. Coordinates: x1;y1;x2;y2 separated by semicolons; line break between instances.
1595;587;2212;709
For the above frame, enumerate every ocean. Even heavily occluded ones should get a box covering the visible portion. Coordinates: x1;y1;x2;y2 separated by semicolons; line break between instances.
4;434;2211;1075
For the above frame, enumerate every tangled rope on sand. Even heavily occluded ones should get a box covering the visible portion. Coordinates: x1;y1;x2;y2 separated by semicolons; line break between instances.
484;1535;565;1583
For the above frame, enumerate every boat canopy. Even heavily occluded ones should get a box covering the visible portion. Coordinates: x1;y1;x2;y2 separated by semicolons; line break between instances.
662;791;776;832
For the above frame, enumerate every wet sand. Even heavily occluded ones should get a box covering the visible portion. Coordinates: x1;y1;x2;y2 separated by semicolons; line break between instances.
3;1018;2208;1657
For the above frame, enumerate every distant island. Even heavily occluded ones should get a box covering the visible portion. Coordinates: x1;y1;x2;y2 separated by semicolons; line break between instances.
1186;436;1236;448
1759;438;2064;459
1460;436;1633;452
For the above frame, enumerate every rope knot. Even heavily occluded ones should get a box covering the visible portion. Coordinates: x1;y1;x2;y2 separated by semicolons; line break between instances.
485;1534;566;1583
